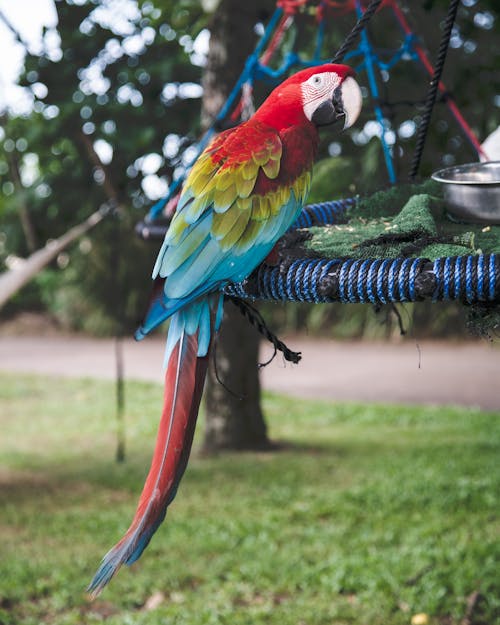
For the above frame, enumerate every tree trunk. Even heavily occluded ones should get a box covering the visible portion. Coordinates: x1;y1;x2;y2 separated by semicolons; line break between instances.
204;303;270;450
201;0;274;452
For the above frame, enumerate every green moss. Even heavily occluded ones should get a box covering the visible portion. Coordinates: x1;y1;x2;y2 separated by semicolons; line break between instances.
304;182;500;260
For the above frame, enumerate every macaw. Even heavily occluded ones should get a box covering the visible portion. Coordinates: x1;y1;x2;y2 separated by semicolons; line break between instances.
88;63;362;596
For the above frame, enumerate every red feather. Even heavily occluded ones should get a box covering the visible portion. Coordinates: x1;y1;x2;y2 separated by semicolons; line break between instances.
88;328;209;597
133;333;207;524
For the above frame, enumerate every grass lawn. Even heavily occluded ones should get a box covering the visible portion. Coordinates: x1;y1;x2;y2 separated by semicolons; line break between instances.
0;373;498;625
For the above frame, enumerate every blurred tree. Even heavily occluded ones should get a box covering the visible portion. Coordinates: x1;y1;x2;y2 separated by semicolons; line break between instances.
0;0;205;331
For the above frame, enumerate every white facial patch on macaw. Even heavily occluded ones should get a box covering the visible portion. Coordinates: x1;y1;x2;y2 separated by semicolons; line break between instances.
301;72;342;122
301;73;362;129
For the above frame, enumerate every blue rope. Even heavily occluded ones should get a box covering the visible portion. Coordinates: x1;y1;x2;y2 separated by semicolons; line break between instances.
489;254;496;301
466;255;474;303
286;260;300;300
254;51;323;84
409;258;424;300
431;254;499;304
367;258;381;303
358;259;370;301
477;254;484;299
356;1;397;184
225;254;499;305
314;10;326;61
397;258;411;302
310;260;324;302
338;259;352;302
347;259;360;302
291;197;357;229
376;259;390;303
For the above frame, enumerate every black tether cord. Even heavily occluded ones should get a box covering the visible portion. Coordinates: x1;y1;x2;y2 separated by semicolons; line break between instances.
409;0;460;180
228;297;302;366
331;0;383;63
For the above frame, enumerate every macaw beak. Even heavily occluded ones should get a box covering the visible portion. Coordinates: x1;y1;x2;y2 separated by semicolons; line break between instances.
311;75;363;130
334;76;363;130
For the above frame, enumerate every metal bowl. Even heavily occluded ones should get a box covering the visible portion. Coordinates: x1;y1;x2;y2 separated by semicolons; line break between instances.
431;161;500;224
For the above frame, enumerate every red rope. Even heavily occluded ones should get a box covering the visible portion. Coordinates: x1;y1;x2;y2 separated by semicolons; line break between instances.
229;95;246;123
320;0;389;14
277;0;309;15
261;14;292;65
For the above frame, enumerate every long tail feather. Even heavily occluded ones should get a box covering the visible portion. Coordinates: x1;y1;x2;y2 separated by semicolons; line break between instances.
88;311;210;597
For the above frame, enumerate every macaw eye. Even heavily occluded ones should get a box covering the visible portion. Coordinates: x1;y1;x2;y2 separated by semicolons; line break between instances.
311;75;323;86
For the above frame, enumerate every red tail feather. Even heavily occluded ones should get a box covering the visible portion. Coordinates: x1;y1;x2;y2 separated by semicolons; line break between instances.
88;329;210;597
134;333;208;524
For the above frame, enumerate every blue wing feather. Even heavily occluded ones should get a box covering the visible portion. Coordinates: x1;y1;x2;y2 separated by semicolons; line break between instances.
137;189;302;340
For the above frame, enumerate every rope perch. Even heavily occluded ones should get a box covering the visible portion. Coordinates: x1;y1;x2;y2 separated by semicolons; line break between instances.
225;254;500;305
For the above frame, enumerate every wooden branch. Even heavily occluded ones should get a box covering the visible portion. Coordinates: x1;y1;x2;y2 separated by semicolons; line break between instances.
0;130;126;309
0;207;108;309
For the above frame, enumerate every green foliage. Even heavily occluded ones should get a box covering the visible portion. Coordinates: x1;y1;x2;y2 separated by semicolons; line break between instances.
0;0;206;329
1;373;498;624
307;157;357;204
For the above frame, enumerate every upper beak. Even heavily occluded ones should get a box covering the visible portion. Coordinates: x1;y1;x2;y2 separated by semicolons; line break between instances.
333;76;363;130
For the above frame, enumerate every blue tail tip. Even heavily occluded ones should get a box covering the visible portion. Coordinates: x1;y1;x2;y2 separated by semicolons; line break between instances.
134;326;146;341
87;561;117;599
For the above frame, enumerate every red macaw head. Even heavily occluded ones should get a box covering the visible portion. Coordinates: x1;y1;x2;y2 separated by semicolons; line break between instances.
256;64;362;132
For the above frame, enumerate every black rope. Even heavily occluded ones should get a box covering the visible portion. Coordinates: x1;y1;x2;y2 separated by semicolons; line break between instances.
331;0;383;63
228;297;302;365
110;205;126;463
212;337;245;400
409;0;460;180
389;302;407;336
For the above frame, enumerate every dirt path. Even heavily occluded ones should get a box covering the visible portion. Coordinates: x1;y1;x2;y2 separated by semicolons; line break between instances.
1;334;498;411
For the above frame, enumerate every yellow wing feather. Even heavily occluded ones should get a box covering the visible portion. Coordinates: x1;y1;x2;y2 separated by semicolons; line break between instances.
168;125;315;255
